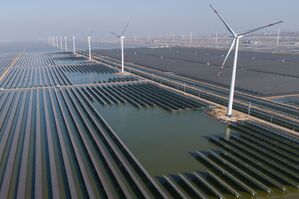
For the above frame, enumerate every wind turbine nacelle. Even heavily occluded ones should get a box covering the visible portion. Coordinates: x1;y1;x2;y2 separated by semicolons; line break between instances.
120;36;126;39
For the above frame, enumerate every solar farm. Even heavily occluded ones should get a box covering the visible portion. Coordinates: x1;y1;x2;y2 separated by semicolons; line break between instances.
0;47;297;199
96;47;299;96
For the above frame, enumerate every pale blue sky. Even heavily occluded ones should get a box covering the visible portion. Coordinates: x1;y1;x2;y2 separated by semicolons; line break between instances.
0;0;297;41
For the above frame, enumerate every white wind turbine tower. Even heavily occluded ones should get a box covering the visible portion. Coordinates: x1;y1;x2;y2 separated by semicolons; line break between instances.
88;30;94;61
88;36;92;60
60;36;63;50
210;4;283;117
111;23;129;74
72;36;76;54
52;36;55;47
172;33;175;43
64;36;68;51
56;37;59;48
277;28;280;46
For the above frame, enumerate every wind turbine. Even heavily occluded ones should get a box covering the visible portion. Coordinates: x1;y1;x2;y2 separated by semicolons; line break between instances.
111;23;129;74
172;33;175;43
64;36;68;51
56;37;59;48
60;36;63;50
276;29;280;46
210;4;283;117
88;36;91;60
72;36;76;54
88;30;94;61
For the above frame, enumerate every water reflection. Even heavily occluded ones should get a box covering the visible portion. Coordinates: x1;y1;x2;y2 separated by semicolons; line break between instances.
95;103;227;175
225;126;231;141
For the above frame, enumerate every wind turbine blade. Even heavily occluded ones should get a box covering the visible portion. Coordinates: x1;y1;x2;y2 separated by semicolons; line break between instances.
239;21;283;36
218;39;236;78
111;32;121;38
121;23;130;36
210;4;236;36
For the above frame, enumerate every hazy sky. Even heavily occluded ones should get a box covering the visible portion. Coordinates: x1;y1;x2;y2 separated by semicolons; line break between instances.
0;0;297;41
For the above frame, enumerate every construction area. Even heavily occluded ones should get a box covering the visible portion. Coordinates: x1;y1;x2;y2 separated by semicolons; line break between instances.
0;47;297;199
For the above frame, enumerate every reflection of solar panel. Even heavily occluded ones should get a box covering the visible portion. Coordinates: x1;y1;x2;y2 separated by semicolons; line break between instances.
158;120;299;198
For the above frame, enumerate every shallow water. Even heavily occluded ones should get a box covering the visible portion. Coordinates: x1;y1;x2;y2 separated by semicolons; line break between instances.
95;103;227;176
93;103;299;198
66;72;117;85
